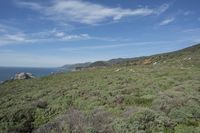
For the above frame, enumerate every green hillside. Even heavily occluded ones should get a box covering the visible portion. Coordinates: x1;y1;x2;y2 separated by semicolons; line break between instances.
0;44;200;133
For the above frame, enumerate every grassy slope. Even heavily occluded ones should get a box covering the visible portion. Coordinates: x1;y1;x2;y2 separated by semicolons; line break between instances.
0;44;200;133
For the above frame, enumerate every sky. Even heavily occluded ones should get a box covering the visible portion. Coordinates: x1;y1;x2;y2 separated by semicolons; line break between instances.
0;0;200;67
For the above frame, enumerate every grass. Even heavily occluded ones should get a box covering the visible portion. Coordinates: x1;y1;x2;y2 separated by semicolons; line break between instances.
0;44;200;133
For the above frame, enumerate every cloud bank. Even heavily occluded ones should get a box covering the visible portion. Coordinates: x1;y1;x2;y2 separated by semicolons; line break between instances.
16;0;169;25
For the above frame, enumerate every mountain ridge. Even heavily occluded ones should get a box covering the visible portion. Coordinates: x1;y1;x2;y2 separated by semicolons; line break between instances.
62;43;200;70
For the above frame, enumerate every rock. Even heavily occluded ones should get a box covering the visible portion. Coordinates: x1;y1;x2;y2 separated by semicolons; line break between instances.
183;57;192;60
115;69;121;72
50;72;54;75
153;62;158;65
0;72;34;84
14;72;35;80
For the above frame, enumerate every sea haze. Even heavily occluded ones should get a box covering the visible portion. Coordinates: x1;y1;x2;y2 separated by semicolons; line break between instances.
0;67;60;81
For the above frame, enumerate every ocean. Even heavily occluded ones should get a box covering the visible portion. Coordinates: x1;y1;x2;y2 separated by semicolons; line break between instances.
0;67;60;81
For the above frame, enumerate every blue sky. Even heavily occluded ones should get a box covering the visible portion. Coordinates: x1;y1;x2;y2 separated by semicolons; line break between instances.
0;0;200;67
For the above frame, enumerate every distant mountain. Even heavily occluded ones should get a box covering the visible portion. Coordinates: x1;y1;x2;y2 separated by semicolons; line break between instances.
61;43;200;70
61;62;91;71
88;61;109;68
112;43;199;66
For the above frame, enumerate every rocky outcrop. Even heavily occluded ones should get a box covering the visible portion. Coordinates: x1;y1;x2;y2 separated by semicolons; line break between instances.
0;72;35;84
13;72;35;80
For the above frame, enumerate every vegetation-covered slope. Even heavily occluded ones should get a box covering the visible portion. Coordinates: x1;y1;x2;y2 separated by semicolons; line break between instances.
0;44;200;133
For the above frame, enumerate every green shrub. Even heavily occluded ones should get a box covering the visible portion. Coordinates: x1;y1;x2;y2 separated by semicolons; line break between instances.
6;107;35;133
88;108;114;133
174;124;200;133
113;109;175;133
168;99;200;124
124;95;154;106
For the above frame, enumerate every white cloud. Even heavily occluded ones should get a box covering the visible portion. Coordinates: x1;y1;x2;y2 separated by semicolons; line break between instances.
60;34;127;42
16;0;169;25
5;34;26;41
0;22;92;45
55;32;65;37
59;40;174;51
0;33;36;46
31;31;103;41
159;17;175;26
0;29;118;46
0;23;39;45
61;34;90;41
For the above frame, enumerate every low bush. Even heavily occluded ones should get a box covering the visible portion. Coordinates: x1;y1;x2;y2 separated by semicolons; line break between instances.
5;107;35;133
88;108;114;133
113;109;175;133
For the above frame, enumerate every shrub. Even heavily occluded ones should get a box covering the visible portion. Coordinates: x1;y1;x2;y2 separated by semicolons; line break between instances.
124;94;154;106
33;100;48;109
6;107;35;133
134;95;154;106
89;108;114;133
151;91;185;115
67;108;85;133
168;99;200;124
32;115;69;133
113;109;175;133
174;124;200;133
